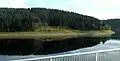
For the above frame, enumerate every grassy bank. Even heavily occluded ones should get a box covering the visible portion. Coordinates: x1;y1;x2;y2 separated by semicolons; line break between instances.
0;27;114;40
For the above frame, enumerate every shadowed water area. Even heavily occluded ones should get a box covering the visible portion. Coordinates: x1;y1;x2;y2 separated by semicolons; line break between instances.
0;37;109;55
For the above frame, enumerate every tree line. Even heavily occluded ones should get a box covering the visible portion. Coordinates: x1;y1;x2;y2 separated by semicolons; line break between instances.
0;8;110;32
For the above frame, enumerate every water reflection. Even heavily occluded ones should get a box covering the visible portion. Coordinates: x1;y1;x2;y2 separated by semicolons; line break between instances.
0;37;110;55
0;37;120;61
58;39;120;55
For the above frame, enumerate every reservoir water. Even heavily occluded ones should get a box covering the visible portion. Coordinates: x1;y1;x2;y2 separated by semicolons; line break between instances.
0;37;120;61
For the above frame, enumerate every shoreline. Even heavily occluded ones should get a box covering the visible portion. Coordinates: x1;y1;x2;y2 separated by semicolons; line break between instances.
0;30;114;40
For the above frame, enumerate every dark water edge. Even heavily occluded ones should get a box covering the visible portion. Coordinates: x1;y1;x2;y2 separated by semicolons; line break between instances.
110;32;120;39
0;37;110;55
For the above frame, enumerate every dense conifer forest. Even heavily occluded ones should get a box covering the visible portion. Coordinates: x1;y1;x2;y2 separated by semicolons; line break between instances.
105;19;120;31
105;19;120;37
0;8;110;32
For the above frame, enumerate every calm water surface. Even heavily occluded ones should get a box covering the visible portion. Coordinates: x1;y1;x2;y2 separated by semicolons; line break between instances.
0;38;120;61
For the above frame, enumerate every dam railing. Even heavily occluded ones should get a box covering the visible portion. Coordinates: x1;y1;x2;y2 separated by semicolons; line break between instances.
12;48;120;61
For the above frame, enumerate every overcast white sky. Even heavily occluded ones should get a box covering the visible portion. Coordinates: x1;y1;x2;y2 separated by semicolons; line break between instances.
0;0;120;20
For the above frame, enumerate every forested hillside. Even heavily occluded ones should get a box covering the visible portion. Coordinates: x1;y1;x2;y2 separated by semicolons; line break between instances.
105;19;120;31
105;19;120;37
0;8;110;32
